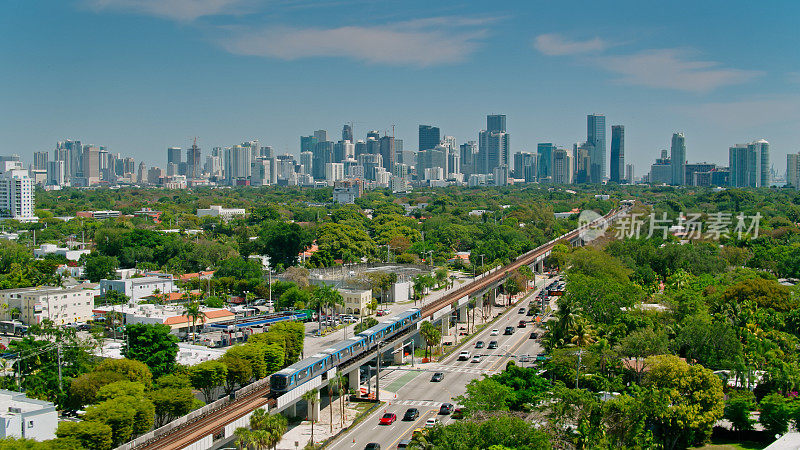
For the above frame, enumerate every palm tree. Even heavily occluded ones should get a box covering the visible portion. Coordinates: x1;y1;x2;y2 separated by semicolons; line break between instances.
412;275;425;306
183;299;203;343
419;321;441;360
569;319;596;348
335;372;348;428
234;427;254;450
302;388;320;445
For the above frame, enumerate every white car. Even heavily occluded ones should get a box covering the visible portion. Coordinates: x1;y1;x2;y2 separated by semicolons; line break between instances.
490;329;499;336
425;418;439;428
457;351;471;361
471;355;482;363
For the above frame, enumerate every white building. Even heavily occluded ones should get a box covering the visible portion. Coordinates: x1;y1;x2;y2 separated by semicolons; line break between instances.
336;289;371;316
33;243;89;261
325;163;344;183
0;286;96;326
0;169;37;222
99;276;175;302
94;304;234;334
0;390;57;441
197;205;246;221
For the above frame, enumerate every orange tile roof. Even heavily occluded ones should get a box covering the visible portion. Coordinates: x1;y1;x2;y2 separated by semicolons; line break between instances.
204;310;234;319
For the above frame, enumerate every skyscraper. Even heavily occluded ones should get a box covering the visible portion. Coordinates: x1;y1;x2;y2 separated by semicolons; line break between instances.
379;136;395;172
342;124;353;143
750;139;770;187
418;125;440;151
186;142;201;179
610;125;625;183
313;141;334;179
537;143;555;182
552;148;572;184
167;147;182;167
487;114;506;133
729;144;756;188
788;152;800;189
33;151;49;171
587;114;606;183
301;136;318;154
670;133;686;185
625;164;634;184
314;130;328;142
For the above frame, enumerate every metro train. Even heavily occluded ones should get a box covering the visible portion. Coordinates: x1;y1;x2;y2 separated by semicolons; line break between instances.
269;308;422;395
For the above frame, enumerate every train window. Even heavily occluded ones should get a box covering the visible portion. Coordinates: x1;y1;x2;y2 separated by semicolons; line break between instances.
297;369;307;380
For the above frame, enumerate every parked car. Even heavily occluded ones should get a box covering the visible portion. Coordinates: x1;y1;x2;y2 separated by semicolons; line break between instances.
397;440;411;449
518;308;525;314
529;332;538;339
431;372;444;382
439;402;454;415
518;320;527;328
457;351;471;361
475;341;485;348
452;407;464;419
403;408;420;421
379;413;397;425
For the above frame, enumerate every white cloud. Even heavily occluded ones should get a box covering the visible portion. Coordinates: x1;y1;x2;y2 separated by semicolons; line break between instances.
595;49;762;93
219;19;489;66
86;0;253;21
533;33;609;56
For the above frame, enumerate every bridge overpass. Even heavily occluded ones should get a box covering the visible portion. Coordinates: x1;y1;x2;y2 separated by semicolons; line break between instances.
116;206;627;450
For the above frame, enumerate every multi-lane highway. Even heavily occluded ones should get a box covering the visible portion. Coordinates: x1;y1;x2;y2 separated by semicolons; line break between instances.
327;281;555;450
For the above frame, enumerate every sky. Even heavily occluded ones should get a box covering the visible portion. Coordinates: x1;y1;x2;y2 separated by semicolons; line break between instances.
1;0;799;176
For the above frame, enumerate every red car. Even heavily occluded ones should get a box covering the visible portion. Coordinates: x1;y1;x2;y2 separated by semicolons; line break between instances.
379;413;397;425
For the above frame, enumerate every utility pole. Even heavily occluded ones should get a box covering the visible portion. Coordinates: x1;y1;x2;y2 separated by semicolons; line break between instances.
376;341;382;403
56;343;63;394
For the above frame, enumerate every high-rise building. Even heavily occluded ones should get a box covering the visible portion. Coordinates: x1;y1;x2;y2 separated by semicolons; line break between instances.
647;149;671;184
33;152;49;171
47;160;65;187
587;114;606;183
729;140;769;188
460;141;479;176
478;130;510;174
186;143;201;179
313;141;334;179
81;145;100;185
625;164;634;184
487;114;506;133
342;124;353;143
314;130;328;142
751;139;770;187
226;145;253;182
300;151;313;176
670;133;686;185
56;140;82;180
537;143;555;182
418;125;440;151
366;130;380;140
0;168;36;222
167;147;182;168
610;125;624;183
354;140;367;159
301;136;318;154
788;152;800;189
685;163;716;186
334;140;354;163
552;148;573;184
417;146;448;176
260;146;274;159
573;142;591;184
379;136;395;172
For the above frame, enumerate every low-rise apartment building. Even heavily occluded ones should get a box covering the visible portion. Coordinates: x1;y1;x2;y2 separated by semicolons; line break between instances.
337;288;371;316
0;286;96;325
99;276;175;302
0;390;57;440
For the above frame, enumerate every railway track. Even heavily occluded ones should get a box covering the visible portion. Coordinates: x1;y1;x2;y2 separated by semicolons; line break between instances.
137;386;275;450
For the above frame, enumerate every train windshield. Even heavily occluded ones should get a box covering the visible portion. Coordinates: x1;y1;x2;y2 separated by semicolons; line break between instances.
270;375;288;390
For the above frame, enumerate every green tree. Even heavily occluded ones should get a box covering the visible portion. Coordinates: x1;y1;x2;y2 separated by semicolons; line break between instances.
411;414;550;450
95;380;146;402
94;358;153;388
724;391;756;433
615;327;669;382
83;253;119;282
148;384;201;427
419;321;441;360
190;360;228;403
183;299;204;342
642;355;724;449
760;393;791;436
121;323;178;378
84;395;154;446
252;222;313;269
56;421;113;450
301;388;320;445
221;354;253;395
455;377;514;416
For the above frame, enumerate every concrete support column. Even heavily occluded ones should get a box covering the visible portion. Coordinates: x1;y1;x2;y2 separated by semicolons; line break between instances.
308;389;320;421
440;315;450;336
393;340;404;364
348;368;360;391
490;288;497;305
286;401;297;418
537;261;544;273
458;305;467;323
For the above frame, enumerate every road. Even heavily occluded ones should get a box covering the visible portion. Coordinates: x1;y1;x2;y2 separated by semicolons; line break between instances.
327;281;555;450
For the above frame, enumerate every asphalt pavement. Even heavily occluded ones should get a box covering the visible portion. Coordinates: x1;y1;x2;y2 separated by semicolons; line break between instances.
326;282;551;450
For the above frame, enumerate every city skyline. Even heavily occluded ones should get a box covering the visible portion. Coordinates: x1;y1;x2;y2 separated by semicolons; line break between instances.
2;1;799;172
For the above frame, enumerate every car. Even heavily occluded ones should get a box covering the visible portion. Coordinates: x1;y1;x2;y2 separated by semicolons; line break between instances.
488;340;498;349
504;326;515;335
425;418;439;428
439;402;454;415
457;351;471;361
365;444;381;450
431;372;444;382
471;354;482;363
412;428;425;438
475;340;485;348
397;440;412;449
518;308;526;314
379;413;397;425
403;408;420;421
490;329;499;336
529;332;538;339
518;320;527;328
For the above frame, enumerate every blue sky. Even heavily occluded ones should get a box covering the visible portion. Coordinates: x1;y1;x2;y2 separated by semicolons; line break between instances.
2;0;799;175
